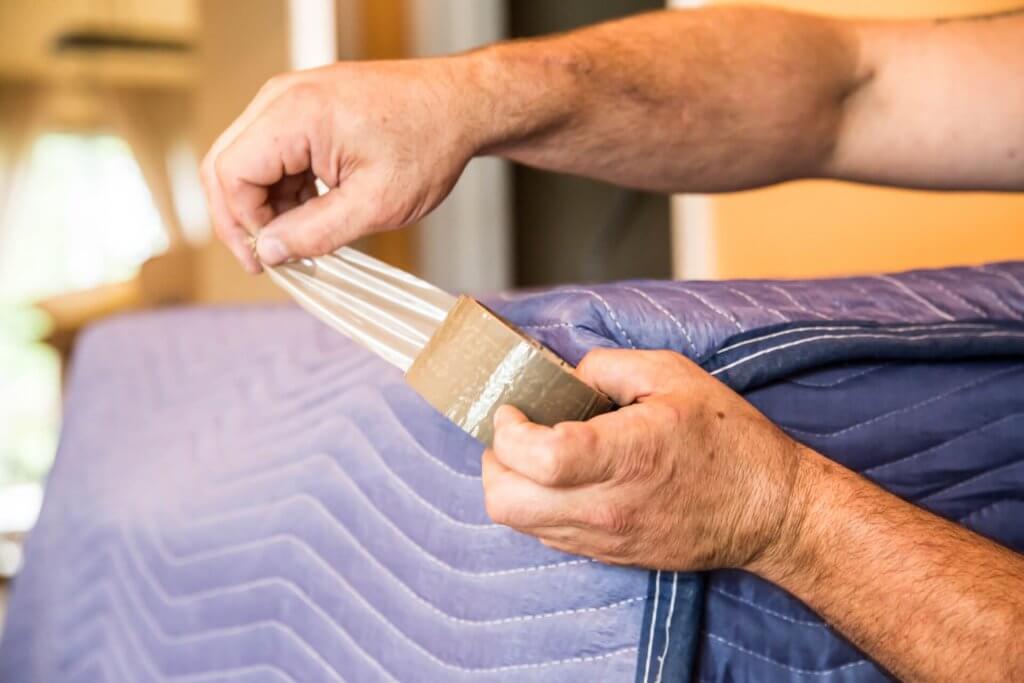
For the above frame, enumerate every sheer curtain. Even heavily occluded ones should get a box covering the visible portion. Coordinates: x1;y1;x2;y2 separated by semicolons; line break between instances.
0;85;198;304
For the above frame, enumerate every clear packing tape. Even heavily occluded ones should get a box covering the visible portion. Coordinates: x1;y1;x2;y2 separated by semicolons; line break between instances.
267;248;612;446
266;248;455;372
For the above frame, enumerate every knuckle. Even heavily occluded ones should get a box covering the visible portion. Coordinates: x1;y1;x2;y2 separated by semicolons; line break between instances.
211;219;231;242
648;400;683;429
652;349;693;383
605;531;639;558
287;81;324;107
213;153;233;184
491;422;515;456
534;442;566;486
577;348;611;375
560;421;596;453
483;490;514;527
200;153;216;182
261;73;290;95
589;502;636;536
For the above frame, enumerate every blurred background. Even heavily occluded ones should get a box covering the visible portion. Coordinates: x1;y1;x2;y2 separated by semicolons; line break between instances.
0;0;1023;603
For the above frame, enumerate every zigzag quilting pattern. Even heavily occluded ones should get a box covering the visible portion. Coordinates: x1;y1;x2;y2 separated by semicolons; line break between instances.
2;262;1023;682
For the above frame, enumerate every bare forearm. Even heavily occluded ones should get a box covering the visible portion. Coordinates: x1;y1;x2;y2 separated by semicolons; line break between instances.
465;6;861;193
753;447;1024;682
460;6;1024;193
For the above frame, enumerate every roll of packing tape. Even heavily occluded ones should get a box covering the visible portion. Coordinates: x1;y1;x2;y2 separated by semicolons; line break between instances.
405;296;614;446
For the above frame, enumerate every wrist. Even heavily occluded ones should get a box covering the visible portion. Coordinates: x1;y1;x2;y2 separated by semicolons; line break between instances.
746;444;834;586
451;39;586;158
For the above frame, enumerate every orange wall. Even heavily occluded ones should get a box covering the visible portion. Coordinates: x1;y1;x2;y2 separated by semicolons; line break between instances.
706;0;1024;279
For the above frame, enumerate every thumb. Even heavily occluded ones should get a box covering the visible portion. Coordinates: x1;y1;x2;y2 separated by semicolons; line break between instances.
256;181;374;264
575;348;692;405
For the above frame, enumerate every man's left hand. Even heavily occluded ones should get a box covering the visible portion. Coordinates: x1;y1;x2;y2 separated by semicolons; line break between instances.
482;348;809;572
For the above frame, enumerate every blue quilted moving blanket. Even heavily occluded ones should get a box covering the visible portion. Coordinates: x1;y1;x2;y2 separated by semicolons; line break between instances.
2;262;1023;682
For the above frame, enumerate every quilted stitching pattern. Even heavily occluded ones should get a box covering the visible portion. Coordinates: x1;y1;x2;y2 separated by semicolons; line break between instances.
2;262;1023;682
698;359;1024;681
1;309;644;682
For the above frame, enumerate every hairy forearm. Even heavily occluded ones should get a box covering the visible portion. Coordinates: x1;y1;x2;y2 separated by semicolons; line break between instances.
456;6;1024;193
752;447;1024;682
462;6;862;193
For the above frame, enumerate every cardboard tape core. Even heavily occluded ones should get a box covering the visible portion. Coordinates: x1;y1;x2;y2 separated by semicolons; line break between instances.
405;296;613;446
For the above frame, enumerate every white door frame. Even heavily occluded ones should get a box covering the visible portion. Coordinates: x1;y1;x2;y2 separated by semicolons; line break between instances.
667;0;716;280
407;0;511;293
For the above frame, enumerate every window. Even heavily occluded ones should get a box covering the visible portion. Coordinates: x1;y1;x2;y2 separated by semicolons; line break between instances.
0;132;168;537
0;132;167;302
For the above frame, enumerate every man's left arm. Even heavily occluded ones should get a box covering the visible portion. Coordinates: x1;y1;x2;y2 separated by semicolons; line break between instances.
483;349;1024;683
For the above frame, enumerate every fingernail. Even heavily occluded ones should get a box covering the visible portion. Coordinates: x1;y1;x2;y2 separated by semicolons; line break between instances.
257;235;289;265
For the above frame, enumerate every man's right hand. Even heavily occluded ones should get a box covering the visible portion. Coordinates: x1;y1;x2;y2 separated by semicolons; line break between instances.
201;59;485;272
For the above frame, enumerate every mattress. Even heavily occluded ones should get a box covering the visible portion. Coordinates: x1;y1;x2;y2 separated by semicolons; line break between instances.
1;262;1022;682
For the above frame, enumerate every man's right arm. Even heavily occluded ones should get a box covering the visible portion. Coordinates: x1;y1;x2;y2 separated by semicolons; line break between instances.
203;6;1024;268
478;6;1024;194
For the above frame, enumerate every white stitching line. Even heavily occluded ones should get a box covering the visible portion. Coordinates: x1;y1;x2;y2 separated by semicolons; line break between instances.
980;264;1024;297
864;411;1024;474
922;455;1024;501
520;322;581;331
710;587;826;627
724;285;789;323
786;363;890;388
642;569;661;682
123;522;637;676
92;548;344;682
555;289;637;348
766;284;828;320
874;275;956;321
715;322;996;356
77;355;379;448
970;265;1024;316
710;330;1024;379
704;633;867;675
778;366;1022;438
62;620;134;683
119;534;359;683
179;487;594;578
919;274;988;318
65;654;119;683
473;646;638;673
79;544;349;682
214;437;497;529
653;572;678;683
959;499;1018;523
154;512;645;628
675;288;744;331
977;286;1021;318
59;614;134;683
374;400;481;481
845;280;911;323
623;286;697;354
231;385;473;484
103;590;170;683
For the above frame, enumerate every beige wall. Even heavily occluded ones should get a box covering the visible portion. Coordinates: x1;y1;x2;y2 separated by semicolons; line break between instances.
193;0;291;303
700;0;1024;279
